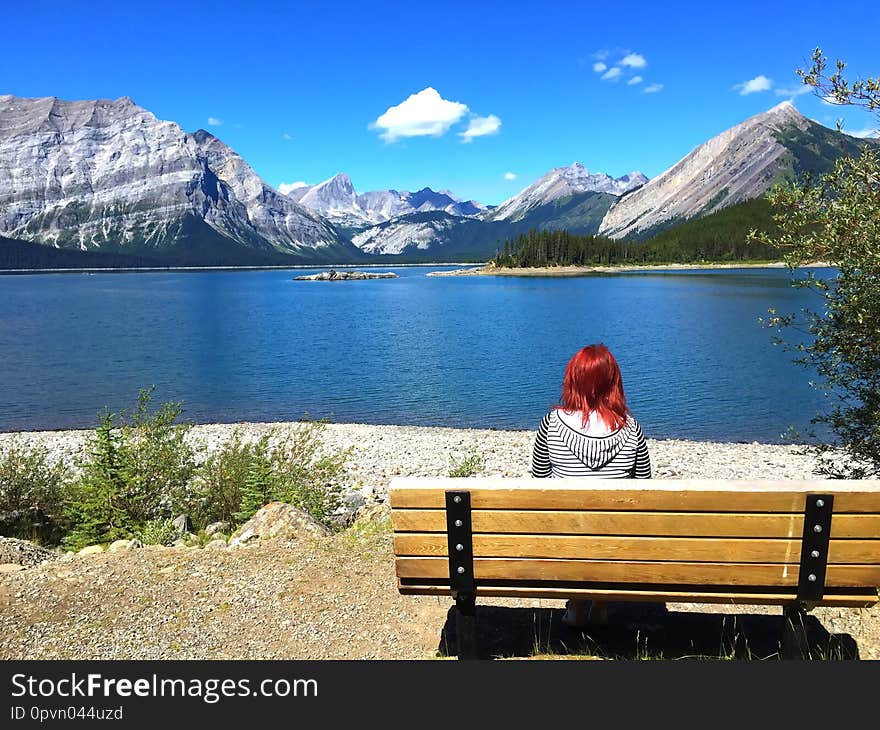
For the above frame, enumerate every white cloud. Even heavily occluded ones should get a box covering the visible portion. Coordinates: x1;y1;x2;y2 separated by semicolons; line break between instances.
620;53;647;69
370;87;469;142
281;132;293;140
278;181;308;195
627;75;643;86
775;85;812;98
503;172;517;180
593;61;607;73
821;93;845;106
735;75;772;95
207;117;223;126
844;126;879;139
594;50;609;60
460;114;502;143
601;67;622;81
644;83;664;94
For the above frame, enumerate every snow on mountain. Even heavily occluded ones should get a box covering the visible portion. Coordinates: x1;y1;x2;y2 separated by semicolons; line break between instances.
284;175;487;228
351;213;460;254
0;95;349;260
486;163;648;222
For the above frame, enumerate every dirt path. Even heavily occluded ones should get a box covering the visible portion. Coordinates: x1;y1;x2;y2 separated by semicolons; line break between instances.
1;521;878;660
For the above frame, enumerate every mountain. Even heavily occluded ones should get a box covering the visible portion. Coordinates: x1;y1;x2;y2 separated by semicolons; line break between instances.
285;173;487;231
0;95;361;265
350;189;618;261
598;101;875;239
349;166;635;259
486;163;647;222
352;211;465;255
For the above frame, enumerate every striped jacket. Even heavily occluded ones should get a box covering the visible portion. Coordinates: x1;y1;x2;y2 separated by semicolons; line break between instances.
530;410;652;479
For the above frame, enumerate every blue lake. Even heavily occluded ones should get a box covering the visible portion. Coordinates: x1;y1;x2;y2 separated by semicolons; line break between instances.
0;266;831;442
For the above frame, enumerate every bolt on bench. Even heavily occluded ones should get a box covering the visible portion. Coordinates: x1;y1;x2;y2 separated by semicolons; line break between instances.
390;477;880;658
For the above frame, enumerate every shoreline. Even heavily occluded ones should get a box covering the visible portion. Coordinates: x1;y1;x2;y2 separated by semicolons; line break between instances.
0;421;824;500
0;262;486;276
428;261;832;277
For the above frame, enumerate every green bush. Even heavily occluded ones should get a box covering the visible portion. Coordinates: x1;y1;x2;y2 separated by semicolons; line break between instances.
137;517;179;546
193;423;350;530
0;440;69;543
6;393;349;549
448;448;484;478
191;431;272;527
62;389;196;550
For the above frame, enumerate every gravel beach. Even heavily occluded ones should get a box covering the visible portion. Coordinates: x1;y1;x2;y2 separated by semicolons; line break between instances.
4;421;877;661
0;420;824;503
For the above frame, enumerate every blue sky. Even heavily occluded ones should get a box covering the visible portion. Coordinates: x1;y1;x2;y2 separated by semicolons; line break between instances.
2;0;878;205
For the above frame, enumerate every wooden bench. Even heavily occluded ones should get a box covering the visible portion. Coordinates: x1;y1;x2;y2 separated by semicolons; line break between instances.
390;477;880;658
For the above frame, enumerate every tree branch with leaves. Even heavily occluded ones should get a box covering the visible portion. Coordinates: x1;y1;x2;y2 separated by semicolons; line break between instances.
752;49;880;477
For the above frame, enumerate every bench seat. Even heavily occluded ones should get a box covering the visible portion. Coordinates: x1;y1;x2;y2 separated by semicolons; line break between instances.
390;477;880;657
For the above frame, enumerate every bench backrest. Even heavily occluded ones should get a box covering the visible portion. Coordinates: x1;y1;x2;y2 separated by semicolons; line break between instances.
390;477;880;608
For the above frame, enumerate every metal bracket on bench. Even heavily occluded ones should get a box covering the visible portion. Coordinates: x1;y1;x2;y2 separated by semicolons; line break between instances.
796;494;833;607
445;490;476;597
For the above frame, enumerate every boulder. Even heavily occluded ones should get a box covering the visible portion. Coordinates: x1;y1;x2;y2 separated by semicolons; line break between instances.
229;502;330;547
171;514;193;538
205;521;230;537
204;539;227;551
108;538;143;552
77;545;104;557
0;536;58;567
354;503;391;525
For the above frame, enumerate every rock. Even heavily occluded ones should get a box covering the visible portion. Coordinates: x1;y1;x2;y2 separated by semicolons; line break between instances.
331;491;367;528
205;521;230;537
171;514;193;538
0;536;58;567
0;563;26;573
77;545;104;557
108;539;143;552
354;503;391;525
229;502;330;547
293;271;398;281
204;539;227;551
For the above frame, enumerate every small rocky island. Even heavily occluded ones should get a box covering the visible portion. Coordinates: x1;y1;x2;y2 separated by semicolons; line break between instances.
294;270;399;281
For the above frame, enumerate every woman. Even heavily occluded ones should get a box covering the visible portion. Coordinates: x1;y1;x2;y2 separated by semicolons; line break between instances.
530;343;652;626
531;343;651;479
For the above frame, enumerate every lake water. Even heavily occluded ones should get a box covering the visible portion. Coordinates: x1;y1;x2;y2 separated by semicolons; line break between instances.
0;266;831;442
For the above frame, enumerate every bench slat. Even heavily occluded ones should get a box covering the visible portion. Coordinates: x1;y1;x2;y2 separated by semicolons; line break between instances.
396;581;879;608
395;556;880;587
389;487;880;513
394;534;880;564
392;509;880;538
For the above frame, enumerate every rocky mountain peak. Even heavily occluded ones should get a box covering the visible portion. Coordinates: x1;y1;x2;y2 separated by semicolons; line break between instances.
0;94;350;262
598;102;819;239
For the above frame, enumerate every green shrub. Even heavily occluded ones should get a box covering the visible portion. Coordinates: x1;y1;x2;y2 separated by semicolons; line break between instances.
62;388;196;550
448;448;484;478
192;423;349;530
190;431;258;528
137;517;179;546
0;440;69;543
269;422;349;527
118;388;196;521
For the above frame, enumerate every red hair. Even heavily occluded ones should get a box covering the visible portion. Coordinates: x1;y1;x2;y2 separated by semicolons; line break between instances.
557;344;629;430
